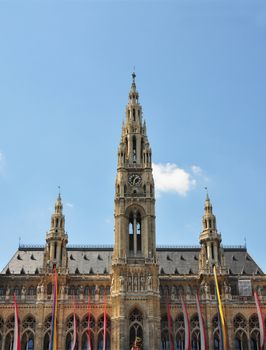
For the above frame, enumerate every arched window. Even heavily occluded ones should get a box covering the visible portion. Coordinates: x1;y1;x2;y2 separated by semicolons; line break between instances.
65;314;80;350
161;330;169;350
4;331;14;350
190;314;200;350
234;314;248;350
81;331;95;350
97;315;111;350
175;313;185;350
43;332;50;350
21;314;36;349
249;314;260;350
132;136;137;162
212;314;220;350
4;315;17;349
81;314;96;350
43;315;52;350
136;212;141;252
129;309;143;349
129;212;134;252
97;330;110;350
21;331;34;350
161;315;169;350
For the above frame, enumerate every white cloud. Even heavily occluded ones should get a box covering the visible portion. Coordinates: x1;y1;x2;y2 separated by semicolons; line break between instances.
152;163;196;196
191;165;202;175
66;202;74;208
0;151;5;174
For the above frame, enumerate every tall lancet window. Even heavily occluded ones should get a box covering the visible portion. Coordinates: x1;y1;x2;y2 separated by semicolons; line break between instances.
133;136;137;163
136;212;142;252
129;213;134;252
128;211;142;254
126;137;129;158
129;309;143;349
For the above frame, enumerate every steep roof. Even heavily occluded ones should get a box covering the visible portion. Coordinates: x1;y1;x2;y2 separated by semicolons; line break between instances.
1;245;263;276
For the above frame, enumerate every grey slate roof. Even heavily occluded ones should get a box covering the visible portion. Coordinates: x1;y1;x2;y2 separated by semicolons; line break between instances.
1;245;263;276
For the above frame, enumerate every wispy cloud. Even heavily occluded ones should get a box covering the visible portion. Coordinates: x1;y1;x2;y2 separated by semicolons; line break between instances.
66;202;74;208
153;163;196;196
0;151;6;174
191;165;202;175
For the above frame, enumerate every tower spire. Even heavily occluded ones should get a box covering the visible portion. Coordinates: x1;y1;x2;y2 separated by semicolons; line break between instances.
43;192;68;273
198;193;225;274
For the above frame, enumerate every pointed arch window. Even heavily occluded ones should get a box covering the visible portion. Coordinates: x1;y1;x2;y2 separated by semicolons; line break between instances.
234;314;248;350
21;331;34;350
190;314;201;350
249;314;260;350
128;210;142;254
175;314;185;350
129;309;143;349
97;315;111;350
136;212;142;252
65;314;80;350
132;136;137;162
129;212;134;252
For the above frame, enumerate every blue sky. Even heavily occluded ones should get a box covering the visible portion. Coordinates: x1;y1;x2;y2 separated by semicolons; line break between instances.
0;0;265;271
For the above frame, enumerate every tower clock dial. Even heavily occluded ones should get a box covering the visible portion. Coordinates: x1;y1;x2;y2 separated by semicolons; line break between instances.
128;174;142;186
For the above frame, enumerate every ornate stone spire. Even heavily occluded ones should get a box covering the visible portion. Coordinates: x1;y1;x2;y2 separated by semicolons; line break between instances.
117;72;152;169
43;192;68;273
113;73;156;261
199;193;225;274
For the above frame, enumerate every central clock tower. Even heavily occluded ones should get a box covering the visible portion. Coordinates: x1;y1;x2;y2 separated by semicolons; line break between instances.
111;74;160;350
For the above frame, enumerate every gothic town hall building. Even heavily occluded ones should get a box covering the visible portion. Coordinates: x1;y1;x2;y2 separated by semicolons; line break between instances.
0;75;266;350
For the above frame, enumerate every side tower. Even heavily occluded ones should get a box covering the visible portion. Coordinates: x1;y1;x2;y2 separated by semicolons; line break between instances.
111;74;160;350
43;193;68;273
198;193;226;274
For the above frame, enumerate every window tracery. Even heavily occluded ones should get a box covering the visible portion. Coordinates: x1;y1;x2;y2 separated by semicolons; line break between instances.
129;309;143;349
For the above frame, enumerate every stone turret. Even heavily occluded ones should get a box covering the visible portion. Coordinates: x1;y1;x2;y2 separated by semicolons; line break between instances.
199;193;226;274
43;192;68;273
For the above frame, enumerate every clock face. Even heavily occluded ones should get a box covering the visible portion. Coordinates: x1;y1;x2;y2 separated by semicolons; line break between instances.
128;174;142;186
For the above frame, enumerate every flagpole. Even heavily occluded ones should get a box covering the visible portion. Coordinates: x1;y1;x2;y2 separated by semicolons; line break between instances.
13;293;20;350
49;267;58;350
103;291;107;350
181;296;190;350
254;291;265;350
196;293;207;350
213;265;226;350
71;303;77;350
88;294;92;350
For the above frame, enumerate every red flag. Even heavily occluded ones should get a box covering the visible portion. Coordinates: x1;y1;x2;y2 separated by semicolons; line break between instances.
13;293;20;350
87;294;92;350
71;304;77;350
254;291;265;350
167;300;174;350
181;296;190;350
196;293;207;350
103;291;107;350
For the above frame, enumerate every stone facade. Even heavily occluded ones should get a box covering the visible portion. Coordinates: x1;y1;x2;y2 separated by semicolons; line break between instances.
0;74;266;350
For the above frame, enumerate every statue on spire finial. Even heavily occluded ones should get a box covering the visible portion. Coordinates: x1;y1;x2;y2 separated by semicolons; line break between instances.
132;70;136;84
58;185;61;199
204;186;209;200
